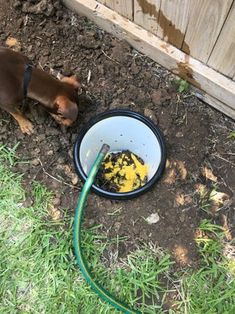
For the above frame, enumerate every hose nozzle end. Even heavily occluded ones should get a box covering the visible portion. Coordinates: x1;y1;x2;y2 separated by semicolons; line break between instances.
100;144;110;155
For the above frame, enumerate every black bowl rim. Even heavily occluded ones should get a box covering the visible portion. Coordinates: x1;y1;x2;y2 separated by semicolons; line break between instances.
73;109;167;200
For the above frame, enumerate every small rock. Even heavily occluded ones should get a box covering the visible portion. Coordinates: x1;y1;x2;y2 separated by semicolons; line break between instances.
144;109;158;125
176;131;184;138
145;213;160;224
55;10;63;19
52;197;61;206
78;35;100;49
71;134;77;143
33;148;41;155
163;129;168;136
43;48;50;56
57;157;66;164
71;174;79;185
47;150;54;156
28;53;36;60
22;0;54;17
28;44;33;53
22;198;33;207
97;64;105;75
88;218;95;227
36;134;46;142
46;128;60;136
51;180;61;189
31;158;40;166
54;1;62;10
68;149;73;159
17;18;23;29
0;125;7;134
114;222;121;232
151;90;162;105
142;230;149;240
13;0;22;9
130;63;141;75
39;56;48;66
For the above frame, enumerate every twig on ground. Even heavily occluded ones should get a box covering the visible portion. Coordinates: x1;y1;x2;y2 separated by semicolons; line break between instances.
36;158;80;190
87;70;91;84
101;49;121;65
212;154;235;167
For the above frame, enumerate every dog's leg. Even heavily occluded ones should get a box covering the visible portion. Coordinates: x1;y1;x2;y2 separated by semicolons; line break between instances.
10;109;34;135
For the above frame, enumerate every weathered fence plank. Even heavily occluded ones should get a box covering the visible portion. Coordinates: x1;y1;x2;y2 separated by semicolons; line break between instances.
134;0;161;34
208;1;235;78
98;0;133;19
157;0;190;49
134;0;190;49
182;0;233;63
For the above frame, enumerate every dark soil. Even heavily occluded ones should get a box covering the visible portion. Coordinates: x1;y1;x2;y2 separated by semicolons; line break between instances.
0;0;234;268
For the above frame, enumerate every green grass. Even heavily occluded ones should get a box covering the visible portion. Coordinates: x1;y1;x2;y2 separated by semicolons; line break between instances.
227;131;235;140
0;144;235;313
176;79;190;93
179;220;235;313
0;145;174;313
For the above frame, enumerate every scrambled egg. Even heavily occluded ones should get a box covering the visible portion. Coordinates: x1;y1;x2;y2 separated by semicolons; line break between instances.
102;151;148;192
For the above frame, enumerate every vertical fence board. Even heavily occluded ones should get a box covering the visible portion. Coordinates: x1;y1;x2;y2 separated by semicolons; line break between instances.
208;2;235;78
134;0;161;34
63;0;235;119
156;0;190;49
182;0;233;62
98;0;133;19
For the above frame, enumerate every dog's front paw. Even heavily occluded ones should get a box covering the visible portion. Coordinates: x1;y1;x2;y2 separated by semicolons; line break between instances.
19;120;34;135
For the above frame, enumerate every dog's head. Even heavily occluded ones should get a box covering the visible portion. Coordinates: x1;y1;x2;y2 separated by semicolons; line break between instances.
54;75;80;126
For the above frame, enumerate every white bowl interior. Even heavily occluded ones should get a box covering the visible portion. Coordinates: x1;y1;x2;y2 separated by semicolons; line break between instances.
79;116;162;181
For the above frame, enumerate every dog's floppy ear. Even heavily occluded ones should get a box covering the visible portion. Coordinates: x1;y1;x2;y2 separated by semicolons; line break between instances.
61;75;80;89
55;96;78;120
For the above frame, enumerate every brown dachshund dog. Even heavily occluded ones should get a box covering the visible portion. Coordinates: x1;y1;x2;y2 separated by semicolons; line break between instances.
0;47;80;134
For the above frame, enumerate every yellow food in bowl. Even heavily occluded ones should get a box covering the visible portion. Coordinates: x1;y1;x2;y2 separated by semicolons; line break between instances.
100;150;148;192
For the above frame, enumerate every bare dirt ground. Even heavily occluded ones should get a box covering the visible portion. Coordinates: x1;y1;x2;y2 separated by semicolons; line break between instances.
0;0;234;268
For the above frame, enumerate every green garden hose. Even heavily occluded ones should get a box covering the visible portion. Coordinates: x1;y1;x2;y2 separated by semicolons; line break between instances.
73;144;141;314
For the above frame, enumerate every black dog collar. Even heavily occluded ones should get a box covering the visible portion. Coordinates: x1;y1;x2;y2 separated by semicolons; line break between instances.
23;61;33;98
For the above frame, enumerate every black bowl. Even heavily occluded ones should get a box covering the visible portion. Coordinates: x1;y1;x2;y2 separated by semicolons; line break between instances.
73;109;166;200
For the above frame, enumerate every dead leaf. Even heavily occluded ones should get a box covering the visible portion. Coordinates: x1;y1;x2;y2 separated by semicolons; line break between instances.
222;214;233;241
210;190;229;206
177;161;187;180
48;205;61;221
202;167;217;182
174;245;189;266
164;160;187;185
223;243;235;260
175;193;192;206
175;193;185;206
5;37;21;51
164;169;176;184
195;183;208;196
165;159;171;168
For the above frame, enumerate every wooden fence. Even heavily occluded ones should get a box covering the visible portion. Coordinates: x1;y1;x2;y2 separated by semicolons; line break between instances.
63;0;235;119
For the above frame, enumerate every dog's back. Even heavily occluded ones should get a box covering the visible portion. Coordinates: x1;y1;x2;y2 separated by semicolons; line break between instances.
0;47;29;105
